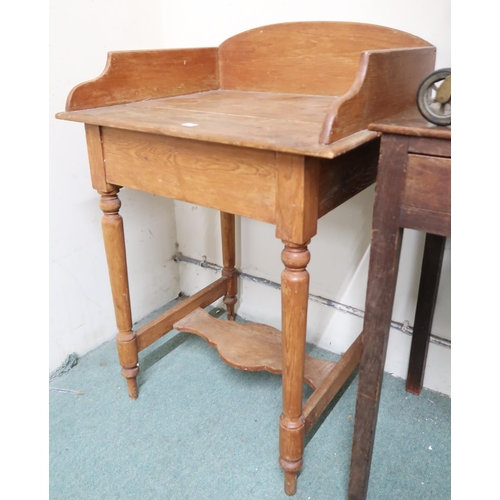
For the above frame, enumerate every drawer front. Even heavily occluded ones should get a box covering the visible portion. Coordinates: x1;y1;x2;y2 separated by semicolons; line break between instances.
402;154;451;215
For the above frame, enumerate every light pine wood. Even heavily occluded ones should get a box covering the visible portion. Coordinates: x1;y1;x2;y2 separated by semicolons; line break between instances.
99;188;139;399
84;124;112;192
348;134;408;500
173;308;335;389
319;47;436;143
317;139;379;217
348;109;451;500
135;278;228;351
220;212;237;320
219;22;432;96
402;154;451;214
408;137;451;157
57;22;435;154
303;333;362;433
275;153;320;244
101;127;278;224
57;23;439;497
58;90;379;159
66;48;219;111
279;242;311;495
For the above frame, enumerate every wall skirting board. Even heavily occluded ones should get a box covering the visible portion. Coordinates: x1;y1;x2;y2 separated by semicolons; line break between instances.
174;252;450;349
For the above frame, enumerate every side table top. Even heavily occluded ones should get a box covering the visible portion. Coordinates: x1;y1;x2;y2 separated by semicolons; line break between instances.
368;107;451;140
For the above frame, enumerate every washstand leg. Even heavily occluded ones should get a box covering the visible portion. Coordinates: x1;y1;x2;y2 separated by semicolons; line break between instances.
406;233;446;394
220;211;237;321
100;188;139;399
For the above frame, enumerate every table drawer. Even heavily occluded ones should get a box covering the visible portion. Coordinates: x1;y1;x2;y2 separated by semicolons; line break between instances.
402;154;451;214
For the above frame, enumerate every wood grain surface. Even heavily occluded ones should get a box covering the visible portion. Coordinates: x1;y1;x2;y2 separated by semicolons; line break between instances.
57;22;435;153
66;48;219;111
173;308;336;390
219;22;431;96
101;127;278;224
59;90;379;158
320;47;436;143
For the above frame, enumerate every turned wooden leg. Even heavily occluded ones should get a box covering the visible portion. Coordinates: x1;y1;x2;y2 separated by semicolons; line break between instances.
220;211;237;321
279;241;310;495
99;188;139;399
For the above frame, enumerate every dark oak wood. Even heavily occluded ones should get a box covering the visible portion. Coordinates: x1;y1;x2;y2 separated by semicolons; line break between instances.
408;136;451;156
348;108;450;500
279;241;311;495
84;124;111;192
399;206;450;237
402;154;451;214
406;234;446;394
275;154;320;244
135;277;228;351
101;127;278;224
219;22;431;97
56;23;437;496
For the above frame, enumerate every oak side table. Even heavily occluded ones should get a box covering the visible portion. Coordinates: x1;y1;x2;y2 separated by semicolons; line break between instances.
348;108;451;499
56;22;435;496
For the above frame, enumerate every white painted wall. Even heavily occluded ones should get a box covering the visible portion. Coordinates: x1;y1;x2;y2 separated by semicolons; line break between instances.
50;0;451;395
49;0;181;372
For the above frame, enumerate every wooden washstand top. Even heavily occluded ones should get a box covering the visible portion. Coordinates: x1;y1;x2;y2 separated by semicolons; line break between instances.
56;21;436;159
55;22;438;497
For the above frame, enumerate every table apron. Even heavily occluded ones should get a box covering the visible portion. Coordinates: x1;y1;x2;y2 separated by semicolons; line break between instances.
101;127;278;224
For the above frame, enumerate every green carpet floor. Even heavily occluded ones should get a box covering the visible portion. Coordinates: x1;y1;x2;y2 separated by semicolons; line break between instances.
49;301;450;500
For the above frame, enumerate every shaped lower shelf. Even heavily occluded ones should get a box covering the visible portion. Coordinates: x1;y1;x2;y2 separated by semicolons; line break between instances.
173;308;335;390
